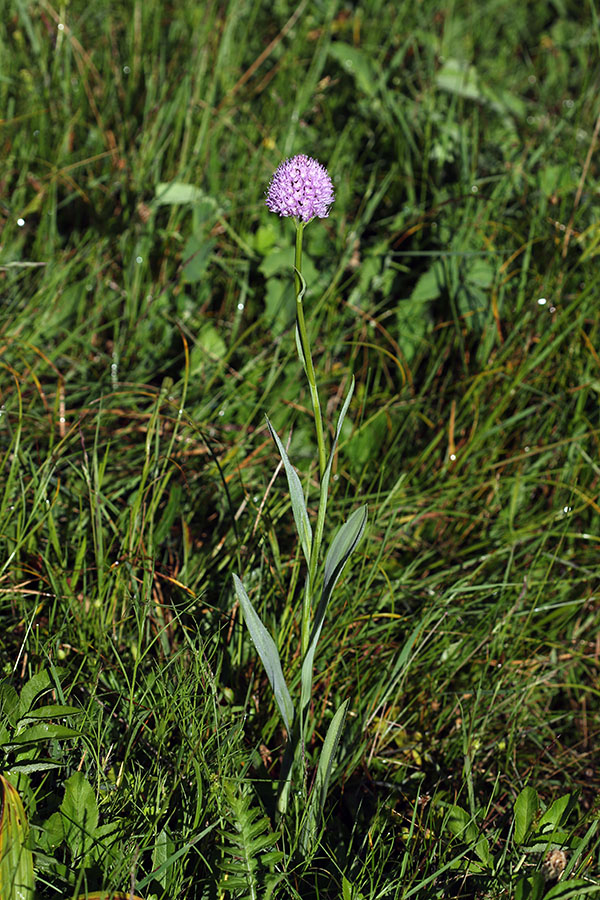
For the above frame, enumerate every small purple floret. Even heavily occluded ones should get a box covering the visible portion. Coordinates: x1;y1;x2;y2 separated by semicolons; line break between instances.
265;154;335;223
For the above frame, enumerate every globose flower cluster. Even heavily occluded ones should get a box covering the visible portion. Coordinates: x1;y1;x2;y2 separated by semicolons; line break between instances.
265;154;334;223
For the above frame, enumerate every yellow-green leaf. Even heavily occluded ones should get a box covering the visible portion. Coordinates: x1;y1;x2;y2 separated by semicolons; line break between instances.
0;774;35;900
76;893;146;900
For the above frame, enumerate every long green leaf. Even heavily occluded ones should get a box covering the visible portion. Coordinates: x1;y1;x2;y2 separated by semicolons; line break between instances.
538;792;572;831
233;575;295;733
19;704;80;720
9;723;81;745
266;418;312;565
301;505;367;710
301;699;349;854
322;505;368;602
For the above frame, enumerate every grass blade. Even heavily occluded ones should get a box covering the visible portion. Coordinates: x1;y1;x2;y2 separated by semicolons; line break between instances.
0;774;34;900
320;376;355;509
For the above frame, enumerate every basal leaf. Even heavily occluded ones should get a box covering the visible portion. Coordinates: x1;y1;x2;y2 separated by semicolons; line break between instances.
8;761;65;775
18;669;60;717
301;699;349;854
475;834;492;868
232;575;295;733
20;704;80;720
328;43;377;97
152;827;175;890
342;875;367;900
411;262;445;303
10;723;80;745
436;58;483;101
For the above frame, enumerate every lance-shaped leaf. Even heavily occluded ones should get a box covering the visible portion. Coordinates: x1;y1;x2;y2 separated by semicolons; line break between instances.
266;418;312;565
301;699;349;854
514;786;538;845
301;505;367;710
19;704;80;721
233;575;295;733
0;774;35;900
9;723;81;747
322;504;368;600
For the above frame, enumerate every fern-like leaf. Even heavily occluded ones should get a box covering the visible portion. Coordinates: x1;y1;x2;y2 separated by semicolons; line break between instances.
218;781;284;900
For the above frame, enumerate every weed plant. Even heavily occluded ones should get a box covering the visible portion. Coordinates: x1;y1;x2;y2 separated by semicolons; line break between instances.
1;1;600;898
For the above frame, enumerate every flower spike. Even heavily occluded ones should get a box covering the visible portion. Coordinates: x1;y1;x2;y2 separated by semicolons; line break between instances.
265;154;335;223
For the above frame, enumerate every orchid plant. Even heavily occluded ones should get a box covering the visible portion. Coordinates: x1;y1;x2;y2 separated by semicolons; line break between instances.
233;155;367;853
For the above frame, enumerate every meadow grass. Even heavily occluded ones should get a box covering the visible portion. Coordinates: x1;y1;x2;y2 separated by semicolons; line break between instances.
1;1;600;897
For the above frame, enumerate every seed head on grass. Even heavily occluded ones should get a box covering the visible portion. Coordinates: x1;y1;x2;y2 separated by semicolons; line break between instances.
265;154;335;222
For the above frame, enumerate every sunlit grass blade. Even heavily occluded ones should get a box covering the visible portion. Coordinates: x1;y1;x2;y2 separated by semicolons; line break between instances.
0;774;34;900
322;376;355;492
309;376;356;571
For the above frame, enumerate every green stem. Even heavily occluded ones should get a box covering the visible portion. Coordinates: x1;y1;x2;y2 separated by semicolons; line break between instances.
294;222;328;657
294;224;327;480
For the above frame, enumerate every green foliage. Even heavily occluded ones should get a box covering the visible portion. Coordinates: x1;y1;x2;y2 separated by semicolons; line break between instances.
300;698;349;856
217;781;284;900
300;504;367;711
0;774;35;900
443;787;600;896
232;573;295;734
0;669;81;774
265;419;313;567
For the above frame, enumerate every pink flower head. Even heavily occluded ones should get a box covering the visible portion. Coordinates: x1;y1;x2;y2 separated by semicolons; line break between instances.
265;154;335;223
